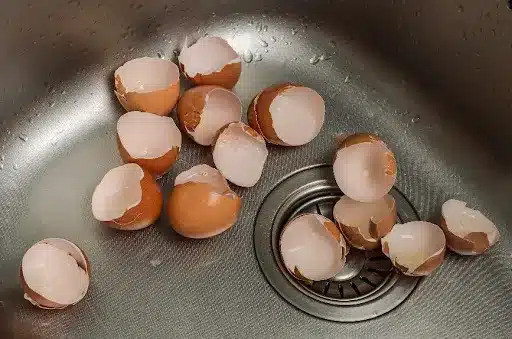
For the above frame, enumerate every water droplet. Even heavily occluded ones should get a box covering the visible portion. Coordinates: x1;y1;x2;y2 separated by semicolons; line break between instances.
291;28;297;35
329;40;336;48
319;54;330;61
457;4;464;13
157;51;165;59
411;115;420;123
150;259;162;267
0;155;4;161
264;49;269;53
13;163;18;170
309;55;320;65
248;20;254;26
0;164;3;170
19;134;28;142
344;75;350;83
49;102;55;108
271;36;277;43
254;53;262;62
243;49;253;63
258;39;268;47
263;25;268;32
256;22;262;32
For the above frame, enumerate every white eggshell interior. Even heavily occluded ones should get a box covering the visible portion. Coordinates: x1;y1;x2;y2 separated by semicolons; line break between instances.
178;37;240;77
22;242;89;306
91;163;144;221
269;86;325;146
382;221;445;273
117;111;182;159
442;199;499;244
280;214;346;281
115;57;179;93
175;164;231;194
213;122;268;187
334;142;395;202
189;88;242;146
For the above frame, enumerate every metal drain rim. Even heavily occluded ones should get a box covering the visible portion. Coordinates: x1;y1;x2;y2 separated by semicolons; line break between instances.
254;164;421;322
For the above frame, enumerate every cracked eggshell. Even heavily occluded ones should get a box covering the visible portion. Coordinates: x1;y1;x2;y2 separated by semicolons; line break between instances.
247;83;325;146
20;238;90;309
117;111;182;176
212;122;268;187
178;36;241;89
167;164;241;239
382;221;446;276
114;57;180;116
280;214;347;282
177;86;242;146
333;133;397;203
440;199;500;255
333;194;396;250
91;163;162;231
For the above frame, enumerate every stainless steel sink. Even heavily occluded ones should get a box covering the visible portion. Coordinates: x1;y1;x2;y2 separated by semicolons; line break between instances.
1;0;511;338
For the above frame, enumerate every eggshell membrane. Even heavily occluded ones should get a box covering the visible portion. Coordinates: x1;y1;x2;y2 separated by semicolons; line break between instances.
248;83;325;146
21;238;90;309
382;221;446;276
440;199;499;255
177;86;242;146
168;165;241;239
91;164;162;230
333;194;396;250
212;122;268;187
280;214;347;282
117;111;181;176
333;133;397;203
114;57;180;116
179;36;241;89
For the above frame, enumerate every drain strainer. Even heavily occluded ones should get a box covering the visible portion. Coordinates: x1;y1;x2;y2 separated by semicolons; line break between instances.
254;164;421;322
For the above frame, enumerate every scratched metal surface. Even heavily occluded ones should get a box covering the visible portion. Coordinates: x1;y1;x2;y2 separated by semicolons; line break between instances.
0;1;511;338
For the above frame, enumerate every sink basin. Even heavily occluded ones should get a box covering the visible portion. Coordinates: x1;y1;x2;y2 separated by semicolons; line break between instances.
0;0;511;338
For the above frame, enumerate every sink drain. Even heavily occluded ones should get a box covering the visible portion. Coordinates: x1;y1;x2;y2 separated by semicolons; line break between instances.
254;164;421;322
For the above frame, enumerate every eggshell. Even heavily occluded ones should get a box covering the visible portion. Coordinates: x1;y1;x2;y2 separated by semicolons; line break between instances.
179;37;241;89
177;86;242;146
117;111;182;176
333;194;396;250
91;163;162;230
212;122;268;187
114;57;180;116
280;214;347;282
167;164;241;238
333;133;397;202
382;221;446;276
248;83;325;146
440;199;500;255
20;238;90;309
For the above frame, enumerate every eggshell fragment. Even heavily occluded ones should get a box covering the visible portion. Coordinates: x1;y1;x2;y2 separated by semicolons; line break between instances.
91;163;162;230
178;37;241;89
280;214;347;282
20;238;90;309
248;83;325;146
382;221;446;276
333;133;397;203
117;111;182;176
168;164;241;239
333;194;396;250
440;199;500;255
114;57;180;116
212;122;268;187
177;86;242;146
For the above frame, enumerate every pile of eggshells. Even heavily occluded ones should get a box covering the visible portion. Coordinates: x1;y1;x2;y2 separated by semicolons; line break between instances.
20;36;500;309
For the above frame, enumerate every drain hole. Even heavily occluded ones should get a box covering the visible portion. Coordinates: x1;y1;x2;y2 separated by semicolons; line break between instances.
338;284;344;298
350;282;362;296
359;276;378;288
315;204;322;215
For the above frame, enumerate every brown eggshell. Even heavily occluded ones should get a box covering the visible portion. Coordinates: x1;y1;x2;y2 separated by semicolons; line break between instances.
108;168;163;231
176;86;212;133
185;61;242;89
167;182;241;238
117;135;179;177
439;217;490;254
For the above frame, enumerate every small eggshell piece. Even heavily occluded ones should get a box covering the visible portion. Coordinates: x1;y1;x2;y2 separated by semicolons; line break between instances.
280;214;347;282
440;199;500;255
212;122;268;187
381;221;446;276
177;86;242;146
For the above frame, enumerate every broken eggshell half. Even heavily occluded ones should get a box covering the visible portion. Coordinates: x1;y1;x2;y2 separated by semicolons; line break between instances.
212;122;268;188
333;133;397;203
177;85;242;146
114;57;180;116
382;221;446;276
440;199;500;255
280;213;347;282
167;164;241;239
248;83;325;146
91;163;162;231
333;194;396;250
20;238;90;309
178;36;241;89
117;111;182;177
